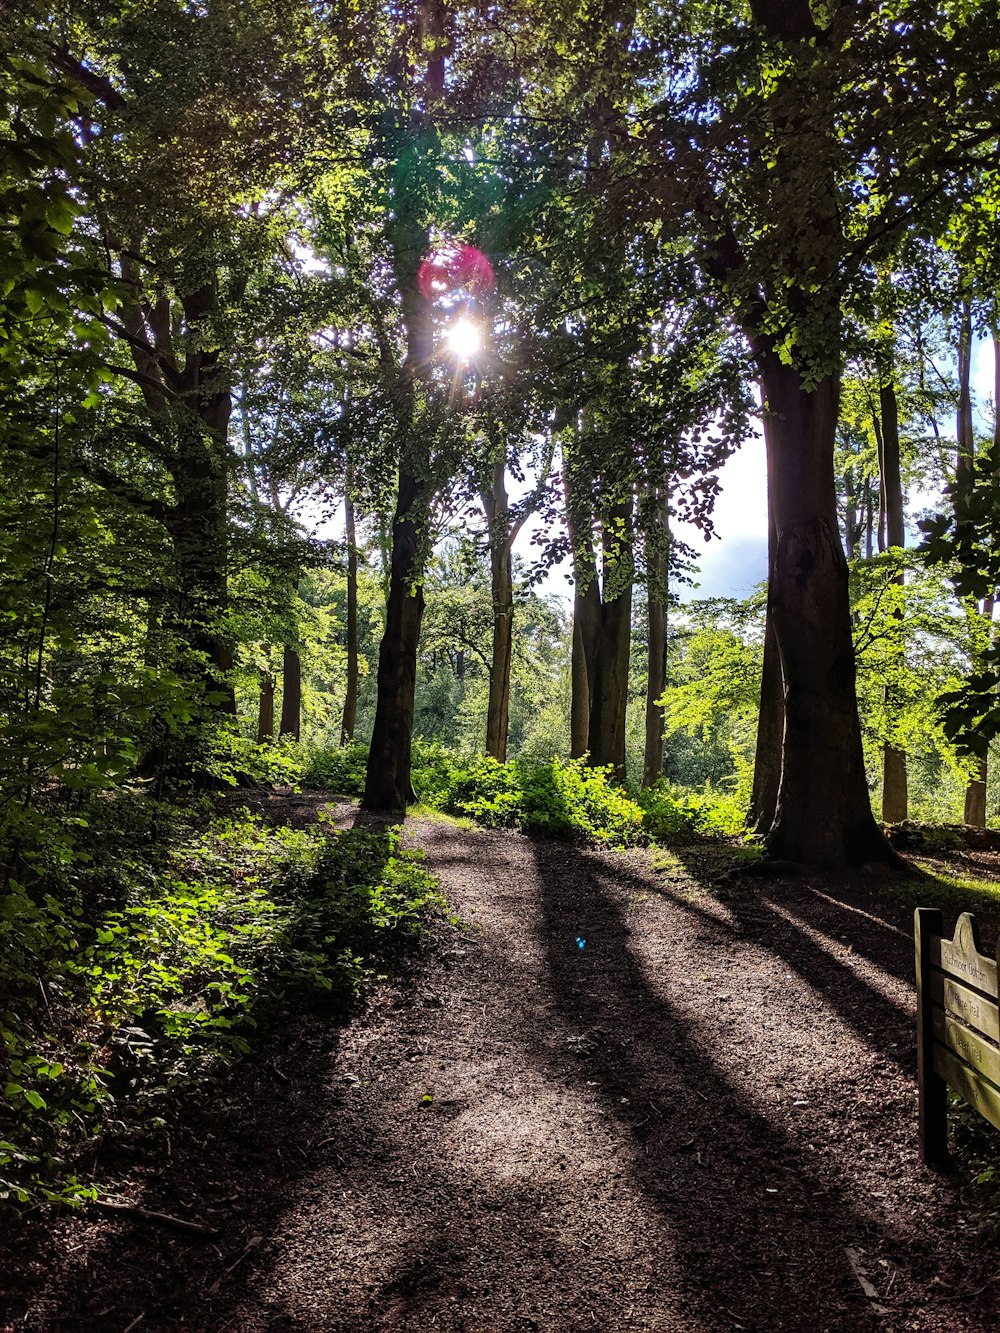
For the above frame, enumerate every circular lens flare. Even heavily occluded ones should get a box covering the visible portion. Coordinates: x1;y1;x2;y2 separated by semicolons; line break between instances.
445;318;482;360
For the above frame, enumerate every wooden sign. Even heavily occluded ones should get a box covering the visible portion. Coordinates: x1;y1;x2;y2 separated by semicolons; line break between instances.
915;908;1000;1167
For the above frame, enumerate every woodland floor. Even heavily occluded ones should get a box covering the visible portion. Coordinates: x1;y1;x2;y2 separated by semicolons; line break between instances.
3;796;1000;1331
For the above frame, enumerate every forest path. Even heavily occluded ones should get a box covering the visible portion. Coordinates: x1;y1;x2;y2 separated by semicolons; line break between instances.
7;802;999;1330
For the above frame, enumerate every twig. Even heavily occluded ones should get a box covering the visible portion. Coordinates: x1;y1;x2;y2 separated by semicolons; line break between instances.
845;1247;889;1317
90;1198;219;1238
208;1234;263;1294
122;1313;145;1333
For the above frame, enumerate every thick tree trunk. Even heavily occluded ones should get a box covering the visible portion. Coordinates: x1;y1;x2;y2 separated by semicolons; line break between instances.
760;357;892;867
340;492;359;747
257;672;275;744
643;491;668;787
879;353;908;823
279;645;301;741
750;603;784;833
167;435;236;716
363;471;426;811
587;499;634;781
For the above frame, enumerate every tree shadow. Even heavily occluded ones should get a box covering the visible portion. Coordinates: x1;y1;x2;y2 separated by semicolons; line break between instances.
529;837;997;1330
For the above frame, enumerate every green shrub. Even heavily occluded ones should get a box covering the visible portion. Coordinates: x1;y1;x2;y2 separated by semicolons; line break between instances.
516;757;646;844
301;741;368;794
634;782;698;839
301;742;749;846
636;781;747;839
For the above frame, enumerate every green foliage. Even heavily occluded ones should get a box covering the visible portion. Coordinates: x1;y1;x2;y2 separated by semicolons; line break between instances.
636;782;748;840
302;740;746;846
301;741;369;794
0;804;448;1209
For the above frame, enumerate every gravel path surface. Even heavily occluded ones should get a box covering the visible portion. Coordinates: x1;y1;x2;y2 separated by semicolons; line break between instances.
4;805;999;1330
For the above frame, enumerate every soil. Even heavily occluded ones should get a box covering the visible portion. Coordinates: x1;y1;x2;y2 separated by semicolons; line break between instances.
3;797;1000;1331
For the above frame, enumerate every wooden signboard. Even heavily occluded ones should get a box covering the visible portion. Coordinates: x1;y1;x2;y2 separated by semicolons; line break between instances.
915;908;1000;1167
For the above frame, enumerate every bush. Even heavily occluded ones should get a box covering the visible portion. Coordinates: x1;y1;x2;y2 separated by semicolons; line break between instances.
301;742;750;846
636;781;747;839
301;741;368;795
0;806;449;1210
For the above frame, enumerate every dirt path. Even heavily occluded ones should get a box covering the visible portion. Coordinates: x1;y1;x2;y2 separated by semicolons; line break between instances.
5;809;999;1330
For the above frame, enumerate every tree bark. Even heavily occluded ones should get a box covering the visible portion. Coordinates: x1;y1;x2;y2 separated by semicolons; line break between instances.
587;498;634;781
956;299;988;825
340;491;359;747
165;426;236;716
879;348;908;823
257;672;275;744
363;470;426;810
279;644;301;741
564;447;600;759
361;103;435;810
759;356;891;866
642;489;668;787
749;417;783;834
481;461;515;762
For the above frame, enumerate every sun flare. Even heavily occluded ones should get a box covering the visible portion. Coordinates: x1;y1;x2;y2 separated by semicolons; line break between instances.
445;318;482;360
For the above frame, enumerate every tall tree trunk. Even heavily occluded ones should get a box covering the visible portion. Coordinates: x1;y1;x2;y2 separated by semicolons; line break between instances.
879;346;908;823
587;497;634;781
362;101;435;810
749;420;783;833
643;489;668;787
257;671;275;744
340;491;359;747
363;470;426;811
759;356;891;866
956;299;988;825
967;324;1000;826
163;388;236;717
279;644;301;741
564;446;600;758
482;461;514;762
843;466;858;559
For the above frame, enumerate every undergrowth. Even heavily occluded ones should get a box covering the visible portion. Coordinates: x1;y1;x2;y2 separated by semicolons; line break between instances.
0;799;449;1211
302;741;748;845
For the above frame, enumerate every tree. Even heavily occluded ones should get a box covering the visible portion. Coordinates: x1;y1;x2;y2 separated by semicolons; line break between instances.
627;0;1000;864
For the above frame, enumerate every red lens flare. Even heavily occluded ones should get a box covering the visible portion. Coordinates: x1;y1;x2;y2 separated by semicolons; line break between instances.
418;241;495;301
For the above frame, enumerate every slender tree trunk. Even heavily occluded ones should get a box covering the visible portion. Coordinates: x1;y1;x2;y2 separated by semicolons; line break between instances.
482;462;514;762
759;356;892;866
879;348;908;823
749;422;783;833
257;672;275;744
340;492;359;747
361;83;437;812
966;325;1000;826
955;299;988;825
843;466;858;559
564;449;600;758
363;470;426;811
643;489;668;787
279;644;301;741
587;498;634;781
